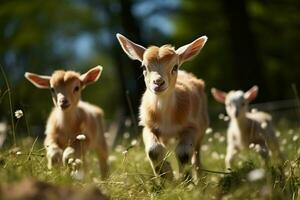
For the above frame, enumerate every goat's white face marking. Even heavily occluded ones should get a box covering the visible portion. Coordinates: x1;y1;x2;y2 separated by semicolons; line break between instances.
116;33;207;96
25;66;103;112
225;91;247;118
50;77;81;111
212;86;258;119
142;47;179;95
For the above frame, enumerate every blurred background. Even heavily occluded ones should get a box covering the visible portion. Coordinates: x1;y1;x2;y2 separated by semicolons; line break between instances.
0;0;299;140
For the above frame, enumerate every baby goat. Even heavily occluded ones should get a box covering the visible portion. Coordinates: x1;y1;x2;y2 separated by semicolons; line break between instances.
117;34;209;180
211;86;283;169
25;66;108;179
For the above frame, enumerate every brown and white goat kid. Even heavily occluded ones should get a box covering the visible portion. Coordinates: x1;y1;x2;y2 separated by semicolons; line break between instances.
25;66;109;179
116;34;209;180
211;86;283;169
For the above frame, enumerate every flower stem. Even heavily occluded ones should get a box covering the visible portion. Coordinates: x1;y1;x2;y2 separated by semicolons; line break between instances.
0;64;16;147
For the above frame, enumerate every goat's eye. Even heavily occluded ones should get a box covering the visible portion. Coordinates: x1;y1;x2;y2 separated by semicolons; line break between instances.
74;86;80;92
172;64;178;73
50;88;55;93
141;65;146;71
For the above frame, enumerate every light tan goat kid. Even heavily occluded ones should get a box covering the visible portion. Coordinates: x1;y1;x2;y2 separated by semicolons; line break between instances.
117;34;209;180
25;66;109;179
211;86;283;169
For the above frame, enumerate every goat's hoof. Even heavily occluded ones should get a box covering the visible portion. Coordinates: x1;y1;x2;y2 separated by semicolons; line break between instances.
62;147;75;166
47;147;62;168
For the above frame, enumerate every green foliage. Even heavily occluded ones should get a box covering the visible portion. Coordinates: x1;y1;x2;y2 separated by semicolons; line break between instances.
0;124;299;199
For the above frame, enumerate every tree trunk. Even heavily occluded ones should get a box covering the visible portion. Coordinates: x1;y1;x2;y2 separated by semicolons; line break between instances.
222;0;266;99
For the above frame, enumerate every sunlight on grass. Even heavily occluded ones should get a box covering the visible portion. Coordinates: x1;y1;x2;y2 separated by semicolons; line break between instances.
0;124;299;199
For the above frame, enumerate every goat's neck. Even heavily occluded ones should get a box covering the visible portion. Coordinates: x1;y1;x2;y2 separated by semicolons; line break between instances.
231;113;249;132
55;107;78;128
148;89;174;112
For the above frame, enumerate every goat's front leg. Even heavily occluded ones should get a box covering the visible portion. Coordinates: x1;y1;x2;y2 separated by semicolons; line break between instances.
44;134;63;169
94;135;109;179
62;140;87;180
92;114;109;179
176;129;196;181
192;128;205;179
143;127;173;180
225;144;238;170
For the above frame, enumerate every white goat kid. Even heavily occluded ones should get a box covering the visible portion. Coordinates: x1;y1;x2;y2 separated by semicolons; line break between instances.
116;33;209;180
211;86;283;169
25;66;109;179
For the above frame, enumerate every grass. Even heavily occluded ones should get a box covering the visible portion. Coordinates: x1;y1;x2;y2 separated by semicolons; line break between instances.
0;67;299;199
0;124;299;200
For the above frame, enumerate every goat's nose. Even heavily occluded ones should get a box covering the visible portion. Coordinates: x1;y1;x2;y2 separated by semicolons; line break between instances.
153;78;165;86
59;98;69;105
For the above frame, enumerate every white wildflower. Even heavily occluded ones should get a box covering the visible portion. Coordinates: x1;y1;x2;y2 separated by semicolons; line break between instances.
208;137;213;143
16;151;22;155
214;132;221;139
125;118;132;127
108;155;117;162
75;158;82;165
122;150;128;155
249;143;255;149
211;176;218;182
201;145;209;152
251;108;258;113
115;145;124;153
254;144;261;152
131;139;137;146
238;161;243;167
275;131;281;137
219;136;226;143
224;116;230;122
261;122;268;129
14;110;23;119
247;168;265;182
281;139;287;145
218;113;225;120
291;161;297;168
292;135;299;141
288;129;294;135
123;132;130;139
212;152;219;160
205;128;213;135
76;134;86;141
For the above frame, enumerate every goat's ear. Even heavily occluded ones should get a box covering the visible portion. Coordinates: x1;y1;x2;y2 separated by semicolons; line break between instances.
244;85;258;103
176;36;207;65
211;88;227;104
25;72;51;89
116;33;145;62
80;66;103;87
